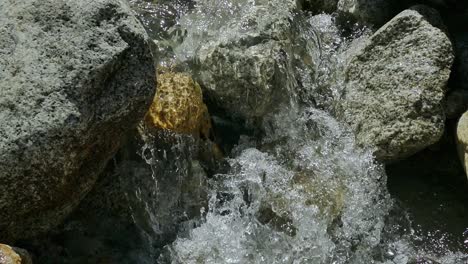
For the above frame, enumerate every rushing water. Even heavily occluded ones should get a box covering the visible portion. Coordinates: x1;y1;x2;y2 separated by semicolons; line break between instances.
126;0;468;263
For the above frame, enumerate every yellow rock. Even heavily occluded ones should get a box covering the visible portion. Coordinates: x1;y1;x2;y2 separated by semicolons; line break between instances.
0;244;31;264
456;111;468;181
145;72;212;139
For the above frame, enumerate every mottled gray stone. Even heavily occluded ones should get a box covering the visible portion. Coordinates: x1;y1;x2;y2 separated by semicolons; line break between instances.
0;0;155;241
175;0;316;128
337;0;398;26
338;5;454;162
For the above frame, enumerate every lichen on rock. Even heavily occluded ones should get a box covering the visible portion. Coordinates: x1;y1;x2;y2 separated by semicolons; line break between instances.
144;71;212;139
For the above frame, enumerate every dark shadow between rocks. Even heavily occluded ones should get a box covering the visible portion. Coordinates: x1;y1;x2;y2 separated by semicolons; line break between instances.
386;121;468;253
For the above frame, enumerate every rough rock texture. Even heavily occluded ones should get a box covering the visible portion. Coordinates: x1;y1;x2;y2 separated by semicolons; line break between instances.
337;0;398;26
0;244;32;264
23;143;214;263
144;71;212;139
338;5;454;162
456;112;468;180
175;0;316;128
0;0;155;241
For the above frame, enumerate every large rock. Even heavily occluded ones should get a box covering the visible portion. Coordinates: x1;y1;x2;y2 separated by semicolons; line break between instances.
456;111;468;180
0;0;155;241
338;5;454;162
174;0;316;128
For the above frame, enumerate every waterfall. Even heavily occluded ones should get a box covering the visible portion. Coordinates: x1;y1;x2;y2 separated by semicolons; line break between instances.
123;0;467;263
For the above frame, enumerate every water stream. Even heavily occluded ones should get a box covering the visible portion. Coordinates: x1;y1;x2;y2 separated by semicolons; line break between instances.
125;0;467;263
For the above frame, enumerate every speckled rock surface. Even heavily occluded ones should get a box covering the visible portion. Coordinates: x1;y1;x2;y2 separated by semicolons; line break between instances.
0;0;155;241
338;5;454;162
174;0;317;128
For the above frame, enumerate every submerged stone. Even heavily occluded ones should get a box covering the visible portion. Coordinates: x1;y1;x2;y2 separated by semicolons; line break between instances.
0;0;155;241
338;5;454;162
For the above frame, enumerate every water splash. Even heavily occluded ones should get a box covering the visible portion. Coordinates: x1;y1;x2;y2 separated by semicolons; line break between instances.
125;0;468;263
158;107;391;264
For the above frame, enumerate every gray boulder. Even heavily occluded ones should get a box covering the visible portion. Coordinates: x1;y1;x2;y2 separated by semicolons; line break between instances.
174;0;317;128
338;5;454;162
0;0;155;241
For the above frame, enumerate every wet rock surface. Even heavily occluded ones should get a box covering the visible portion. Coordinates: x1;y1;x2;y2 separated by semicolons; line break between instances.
144;71;212;139
21;69;223;263
338;5;454;162
0;0;155;241
0;244;31;264
174;0;317;129
3;0;468;263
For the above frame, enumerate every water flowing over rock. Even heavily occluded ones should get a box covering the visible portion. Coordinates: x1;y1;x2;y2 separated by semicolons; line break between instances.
0;0;155;241
10;0;467;262
173;0;318;129
163;108;392;264
338;5;454;162
456;112;468;181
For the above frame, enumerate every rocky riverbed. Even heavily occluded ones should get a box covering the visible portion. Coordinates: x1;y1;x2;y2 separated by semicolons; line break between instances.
0;0;467;263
